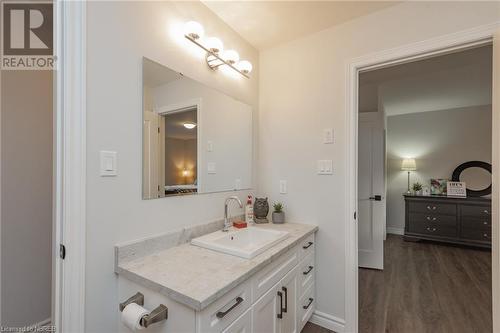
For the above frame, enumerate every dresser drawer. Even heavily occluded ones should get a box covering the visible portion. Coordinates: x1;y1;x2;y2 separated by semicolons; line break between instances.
409;213;457;228
409;201;456;215
408;221;457;238
461;228;492;242
298;284;315;332
461;205;491;218
461;216;491;229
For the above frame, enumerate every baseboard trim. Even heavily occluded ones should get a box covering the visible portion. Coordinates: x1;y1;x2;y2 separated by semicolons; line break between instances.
32;317;51;328
310;310;345;333
386;226;404;235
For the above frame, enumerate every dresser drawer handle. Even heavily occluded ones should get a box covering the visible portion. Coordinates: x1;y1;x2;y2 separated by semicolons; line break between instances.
216;297;243;319
484;210;490;215
303;298;314;310
484;233;490;239
303;241;313;249
426;227;437;232
483;221;489;225
427;206;437;211
303;266;314;275
426;216;437;221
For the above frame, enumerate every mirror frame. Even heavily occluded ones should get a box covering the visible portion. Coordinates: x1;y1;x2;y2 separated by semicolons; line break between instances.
451;160;492;197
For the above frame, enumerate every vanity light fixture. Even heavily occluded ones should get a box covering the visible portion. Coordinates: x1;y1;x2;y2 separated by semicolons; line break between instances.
183;21;252;78
183;122;197;129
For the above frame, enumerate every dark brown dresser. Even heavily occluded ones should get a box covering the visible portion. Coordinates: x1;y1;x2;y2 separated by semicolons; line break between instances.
404;195;491;248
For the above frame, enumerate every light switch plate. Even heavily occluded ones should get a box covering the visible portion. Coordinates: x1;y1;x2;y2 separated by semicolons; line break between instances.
323;128;334;144
207;162;216;174
317;160;333;175
280;180;287;194
207;141;214;152
100;151;117;176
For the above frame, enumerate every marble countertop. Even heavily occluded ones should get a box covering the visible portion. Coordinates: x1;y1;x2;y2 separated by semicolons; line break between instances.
115;223;317;311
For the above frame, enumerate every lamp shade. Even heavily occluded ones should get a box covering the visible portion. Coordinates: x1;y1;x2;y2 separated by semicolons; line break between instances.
401;158;417;171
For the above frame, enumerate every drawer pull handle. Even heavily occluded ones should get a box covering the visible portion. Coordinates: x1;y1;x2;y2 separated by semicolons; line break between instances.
484;233;490;239
282;287;288;313
303;266;314;275
484;221;489;225
216;297;243;319
426;227;437;232
426;216;437;221
303;241;313;249
427;206;437;211
277;291;283;319
303;298;314;310
484;210;490;215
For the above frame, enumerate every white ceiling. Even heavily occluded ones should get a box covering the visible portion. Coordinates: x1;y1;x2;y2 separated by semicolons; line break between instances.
165;109;198;140
359;45;492;116
201;1;399;50
143;58;183;88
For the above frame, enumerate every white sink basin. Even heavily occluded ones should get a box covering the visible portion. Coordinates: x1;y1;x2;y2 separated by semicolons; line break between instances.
191;227;289;259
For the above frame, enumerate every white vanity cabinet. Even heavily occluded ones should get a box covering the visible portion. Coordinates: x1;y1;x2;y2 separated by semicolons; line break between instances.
117;232;316;333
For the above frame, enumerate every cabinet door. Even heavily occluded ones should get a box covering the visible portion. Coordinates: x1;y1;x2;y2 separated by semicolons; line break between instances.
252;284;281;333
280;267;298;333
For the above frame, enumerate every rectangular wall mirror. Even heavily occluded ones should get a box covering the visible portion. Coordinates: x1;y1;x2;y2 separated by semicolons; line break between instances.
142;57;253;199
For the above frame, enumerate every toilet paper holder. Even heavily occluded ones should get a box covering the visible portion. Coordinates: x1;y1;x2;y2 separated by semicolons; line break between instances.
120;292;169;328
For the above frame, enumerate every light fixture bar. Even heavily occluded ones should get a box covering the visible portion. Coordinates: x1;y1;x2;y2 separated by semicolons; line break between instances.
184;35;249;79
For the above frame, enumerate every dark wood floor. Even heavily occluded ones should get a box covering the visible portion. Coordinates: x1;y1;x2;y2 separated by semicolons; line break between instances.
302;322;334;333
359;235;492;333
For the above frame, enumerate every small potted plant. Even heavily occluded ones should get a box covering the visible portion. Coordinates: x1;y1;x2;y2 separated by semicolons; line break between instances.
412;182;423;195
272;202;285;224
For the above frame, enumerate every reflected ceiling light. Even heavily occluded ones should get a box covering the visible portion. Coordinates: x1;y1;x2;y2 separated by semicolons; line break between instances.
183;122;197;129
204;37;223;54
222;50;239;65
236;60;252;74
183;21;204;40
183;21;252;78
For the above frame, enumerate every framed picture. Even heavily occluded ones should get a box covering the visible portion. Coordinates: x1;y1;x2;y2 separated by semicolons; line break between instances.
447;181;466;197
430;179;448;195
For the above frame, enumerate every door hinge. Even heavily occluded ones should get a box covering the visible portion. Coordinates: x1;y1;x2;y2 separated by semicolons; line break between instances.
59;244;66;260
354;211;357;220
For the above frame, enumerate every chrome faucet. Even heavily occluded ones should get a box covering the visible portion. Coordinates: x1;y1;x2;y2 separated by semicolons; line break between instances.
223;196;243;232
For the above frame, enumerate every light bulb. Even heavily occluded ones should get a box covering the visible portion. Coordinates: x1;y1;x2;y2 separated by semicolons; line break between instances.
183;122;196;129
184;21;204;40
222;50;239;65
205;37;223;54
236;60;252;74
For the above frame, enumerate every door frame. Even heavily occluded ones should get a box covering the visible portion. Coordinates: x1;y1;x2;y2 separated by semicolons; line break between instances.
53;1;86;332
345;22;500;333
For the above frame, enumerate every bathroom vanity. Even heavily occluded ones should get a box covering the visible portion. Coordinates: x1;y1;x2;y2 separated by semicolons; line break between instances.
115;222;317;332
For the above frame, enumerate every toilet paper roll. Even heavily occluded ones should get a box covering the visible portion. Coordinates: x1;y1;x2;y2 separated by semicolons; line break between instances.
121;303;149;331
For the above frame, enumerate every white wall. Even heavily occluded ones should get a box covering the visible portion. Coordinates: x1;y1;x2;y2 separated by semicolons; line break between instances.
1;71;53;326
386;105;492;232
86;2;258;332
259;1;500;328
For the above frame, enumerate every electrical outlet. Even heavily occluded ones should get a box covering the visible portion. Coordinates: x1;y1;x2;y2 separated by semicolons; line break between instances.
317;160;333;175
280;180;287;194
323;128;334;144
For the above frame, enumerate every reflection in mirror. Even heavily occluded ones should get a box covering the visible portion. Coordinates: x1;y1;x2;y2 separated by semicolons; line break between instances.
460;167;491;191
142;58;252;199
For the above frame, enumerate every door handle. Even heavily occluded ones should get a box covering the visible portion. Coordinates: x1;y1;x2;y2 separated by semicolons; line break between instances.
369;195;382;201
282;287;288;313
277;291;283;319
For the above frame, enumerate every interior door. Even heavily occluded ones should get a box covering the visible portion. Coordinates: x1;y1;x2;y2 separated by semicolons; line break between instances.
358;113;385;269
143;110;160;199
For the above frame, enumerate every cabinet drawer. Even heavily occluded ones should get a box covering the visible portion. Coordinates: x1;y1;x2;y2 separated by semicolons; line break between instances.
299;233;315;260
197;280;252;333
409;201;456;215
252;245;298;302
409;213;456;227
298;284;315;332
460;228;492;243
461;205;491;218
462;216;491;229
222;308;252;333
298;253;314;299
408;221;457;238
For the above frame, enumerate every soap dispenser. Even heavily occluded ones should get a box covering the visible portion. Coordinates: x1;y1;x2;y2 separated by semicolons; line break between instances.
245;195;254;224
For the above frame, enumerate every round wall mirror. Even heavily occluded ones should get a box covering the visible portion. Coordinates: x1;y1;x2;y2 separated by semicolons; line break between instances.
452;161;492;197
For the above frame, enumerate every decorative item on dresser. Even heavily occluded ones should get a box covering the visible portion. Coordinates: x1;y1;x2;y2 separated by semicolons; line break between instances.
404;195;491;248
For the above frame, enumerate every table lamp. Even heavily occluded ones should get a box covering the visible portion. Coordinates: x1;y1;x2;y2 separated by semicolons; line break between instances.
401;158;417;194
